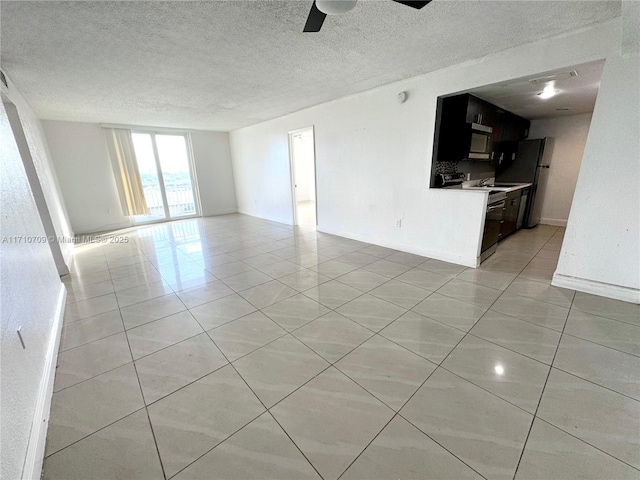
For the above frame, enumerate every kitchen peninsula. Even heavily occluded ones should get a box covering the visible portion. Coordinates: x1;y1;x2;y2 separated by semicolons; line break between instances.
430;92;549;263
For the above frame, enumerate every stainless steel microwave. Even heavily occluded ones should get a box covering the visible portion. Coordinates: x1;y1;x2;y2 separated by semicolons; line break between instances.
467;123;493;159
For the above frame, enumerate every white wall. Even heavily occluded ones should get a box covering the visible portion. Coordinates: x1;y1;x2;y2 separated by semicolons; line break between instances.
42;121;237;234
230;19;621;267
1;99;65;480
189;130;237;216
42;121;131;234
553;52;640;303
529;113;593;226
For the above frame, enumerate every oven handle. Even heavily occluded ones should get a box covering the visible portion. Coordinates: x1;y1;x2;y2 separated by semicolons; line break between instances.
487;202;506;211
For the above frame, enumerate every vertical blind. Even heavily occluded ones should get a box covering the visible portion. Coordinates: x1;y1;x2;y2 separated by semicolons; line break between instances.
105;128;148;216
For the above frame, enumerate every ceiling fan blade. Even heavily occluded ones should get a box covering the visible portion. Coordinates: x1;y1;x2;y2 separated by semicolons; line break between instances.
303;1;327;32
391;0;432;9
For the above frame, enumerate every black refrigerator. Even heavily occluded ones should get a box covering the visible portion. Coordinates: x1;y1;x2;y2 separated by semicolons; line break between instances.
496;138;553;228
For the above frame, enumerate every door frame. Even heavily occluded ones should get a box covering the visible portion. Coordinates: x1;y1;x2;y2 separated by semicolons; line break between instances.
287;125;318;226
130;130;202;226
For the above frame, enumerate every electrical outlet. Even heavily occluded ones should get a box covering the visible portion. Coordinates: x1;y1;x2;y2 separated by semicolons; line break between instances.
396;219;402;228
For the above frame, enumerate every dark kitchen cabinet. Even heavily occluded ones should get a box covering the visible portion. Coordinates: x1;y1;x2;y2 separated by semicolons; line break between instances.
465;95;495;126
433;93;498;164
499;190;522;239
493;112;530;166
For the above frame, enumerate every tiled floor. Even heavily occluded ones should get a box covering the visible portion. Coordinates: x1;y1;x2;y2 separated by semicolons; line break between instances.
45;215;640;479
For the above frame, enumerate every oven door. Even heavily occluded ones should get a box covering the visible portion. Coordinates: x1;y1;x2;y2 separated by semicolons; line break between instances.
482;200;505;254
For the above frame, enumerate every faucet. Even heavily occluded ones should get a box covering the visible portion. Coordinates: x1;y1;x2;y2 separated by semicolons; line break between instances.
478;177;493;187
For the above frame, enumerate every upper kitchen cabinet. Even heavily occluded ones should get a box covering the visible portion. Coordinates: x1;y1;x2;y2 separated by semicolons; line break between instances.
465;94;496;126
432;93;530;164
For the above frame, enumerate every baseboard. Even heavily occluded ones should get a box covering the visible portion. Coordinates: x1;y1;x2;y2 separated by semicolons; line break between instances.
202;208;238;217
540;218;568;227
316;224;479;268
552;272;640;304
21;283;66;480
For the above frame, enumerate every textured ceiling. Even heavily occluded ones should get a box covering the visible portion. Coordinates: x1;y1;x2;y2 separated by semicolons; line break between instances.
0;1;621;131
471;59;605;120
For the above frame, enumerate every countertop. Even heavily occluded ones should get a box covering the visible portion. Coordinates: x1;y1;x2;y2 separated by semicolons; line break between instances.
443;182;532;194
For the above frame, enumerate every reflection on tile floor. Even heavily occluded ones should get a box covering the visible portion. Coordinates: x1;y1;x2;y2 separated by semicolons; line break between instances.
45;215;640;479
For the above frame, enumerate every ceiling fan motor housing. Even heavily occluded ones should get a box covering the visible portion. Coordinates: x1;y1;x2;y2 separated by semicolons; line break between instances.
316;0;358;15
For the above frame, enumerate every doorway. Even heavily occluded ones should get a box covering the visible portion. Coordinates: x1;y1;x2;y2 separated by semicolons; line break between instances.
130;132;199;224
288;126;317;226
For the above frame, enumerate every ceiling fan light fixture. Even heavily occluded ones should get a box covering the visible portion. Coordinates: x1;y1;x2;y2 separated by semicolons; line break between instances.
316;0;358;15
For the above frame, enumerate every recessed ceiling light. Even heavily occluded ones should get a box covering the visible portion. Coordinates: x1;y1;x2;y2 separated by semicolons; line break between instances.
529;70;578;85
537;84;559;99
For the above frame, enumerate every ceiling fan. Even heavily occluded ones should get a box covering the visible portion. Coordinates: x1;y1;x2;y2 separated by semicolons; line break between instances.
304;0;431;32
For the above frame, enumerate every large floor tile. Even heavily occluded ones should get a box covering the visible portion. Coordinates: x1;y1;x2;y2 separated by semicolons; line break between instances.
412;293;487;331
436;278;503;309
256;259;305;278
54;332;132;392
42;410;163;480
46;364;144;456
147;365;265;477
456;268;517;291
271;367;394;480
515;418;639;480
553;334;640;400
65;280;115;304
64;294;119;323
233;335;329;407
114;280;173;308
380;310;465;364
207;311;285;361
310;259;359;278
222;269;273;292
176;280;234;308
336;294;406;332
572;292;640;326
261;293;330;331
537;368;640;469
384;252;430;267
362;259;412;278
119;293;186;329
239;280;297;309
110;271;164;292
135;333;228;404
173;413;320;480
278;269;331;292
109;261;159;280
442;335;550;413
189;294;256;330
126;310;203;359
469;310;561;364
337;251;380;267
417;259;467;277
303;280;363;309
207;259;253;278
395;268;450;291
341;416;481;480
292;312;373;363
336;269;389;292
506;277;574;307
564;309;640;356
491;293;569;331
59;310;124;351
336;336;436;411
401;368;533;479
368;279;431;309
